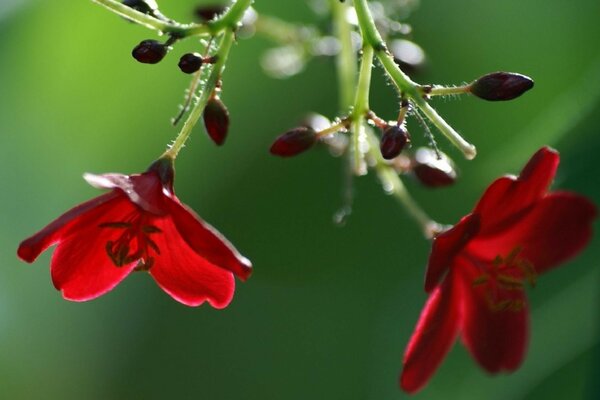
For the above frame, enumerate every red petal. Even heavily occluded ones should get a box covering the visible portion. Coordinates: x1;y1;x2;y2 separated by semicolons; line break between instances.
459;257;528;373
425;213;480;292
400;270;461;394
50;196;139;301
474;147;559;234
149;216;235;308
468;192;597;274
163;196;252;281
17;192;121;263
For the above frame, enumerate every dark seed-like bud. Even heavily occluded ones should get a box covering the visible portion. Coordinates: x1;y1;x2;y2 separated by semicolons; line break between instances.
270;127;317;157
122;0;157;15
412;147;457;187
469;72;534;101
380;125;411;160
132;39;167;64
194;5;226;21
203;97;229;145
178;53;203;74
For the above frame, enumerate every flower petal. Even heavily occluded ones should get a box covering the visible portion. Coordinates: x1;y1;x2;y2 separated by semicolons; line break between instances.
163;196;252;281
400;270;461;394
149;216;235;308
425;213;480;292
18;192;121;263
50;196;139;301
468;192;597;275
474;147;559;234
459;257;528;373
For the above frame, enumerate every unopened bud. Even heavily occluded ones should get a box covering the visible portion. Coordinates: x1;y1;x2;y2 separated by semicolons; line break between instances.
132;39;167;64
469;72;534;101
412;147;457;187
203;97;229;146
178;53;203;74
122;0;158;15
270;127;317;157
380;125;411;160
194;5;226;21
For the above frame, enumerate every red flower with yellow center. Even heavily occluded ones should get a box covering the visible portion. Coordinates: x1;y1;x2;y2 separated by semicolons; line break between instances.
400;147;596;393
17;158;252;308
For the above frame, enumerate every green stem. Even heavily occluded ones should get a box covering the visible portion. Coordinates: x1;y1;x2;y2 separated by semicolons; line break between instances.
200;0;253;34
162;30;236;159
92;0;206;35
315;120;348;138
330;0;358;224
93;0;253;37
351;45;374;175
366;131;440;238
427;85;470;96
352;0;476;159
417;100;476;159
331;0;357;109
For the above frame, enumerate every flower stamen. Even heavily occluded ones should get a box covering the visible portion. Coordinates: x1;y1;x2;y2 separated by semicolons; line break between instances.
100;219;162;269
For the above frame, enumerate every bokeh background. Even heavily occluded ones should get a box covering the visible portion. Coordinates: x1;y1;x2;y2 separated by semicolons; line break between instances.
1;0;598;399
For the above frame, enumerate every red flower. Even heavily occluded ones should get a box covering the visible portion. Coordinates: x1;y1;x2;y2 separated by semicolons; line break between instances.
17;158;252;308
400;147;596;393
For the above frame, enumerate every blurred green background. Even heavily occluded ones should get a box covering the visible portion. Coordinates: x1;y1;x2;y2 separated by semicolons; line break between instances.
1;0;598;399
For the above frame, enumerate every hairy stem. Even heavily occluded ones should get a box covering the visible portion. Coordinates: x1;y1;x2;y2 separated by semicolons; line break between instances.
93;0;253;37
352;0;476;159
351;45;374;175
366;131;440;238
331;0;357;110
162;30;236;159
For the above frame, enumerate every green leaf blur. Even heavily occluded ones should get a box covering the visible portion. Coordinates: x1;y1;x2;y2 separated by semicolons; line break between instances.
0;1;598;399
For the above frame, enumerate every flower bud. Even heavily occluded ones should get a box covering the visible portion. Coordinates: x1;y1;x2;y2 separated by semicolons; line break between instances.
469;72;534;101
412;147;457;187
122;0;158;15
194;5;226;21
203;97;229;146
380;125;411;160
270;127;317;157
132;39;167;64
178;53;203;74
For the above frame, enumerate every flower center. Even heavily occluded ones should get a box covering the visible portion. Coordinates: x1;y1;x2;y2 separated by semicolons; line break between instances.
471;246;537;312
99;218;162;271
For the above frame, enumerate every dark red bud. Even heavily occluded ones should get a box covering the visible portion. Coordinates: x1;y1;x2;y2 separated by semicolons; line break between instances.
132;39;167;64
194;5;226;21
380;125;411;160
412;147;457;187
178;53;203;74
203;97;229;145
122;0;157;14
270;127;317;157
469;72;534;101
